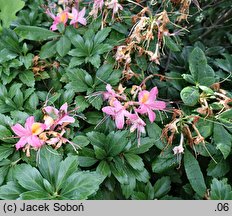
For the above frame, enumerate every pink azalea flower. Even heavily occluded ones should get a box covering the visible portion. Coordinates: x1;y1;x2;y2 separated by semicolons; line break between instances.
173;145;184;155
135;87;166;122
107;0;123;15
46;9;69;31
127;113;146;145
127;113;146;134
90;0;104;17
11;116;46;150
103;84;117;101
102;99;129;129
94;0;104;9
69;7;87;27
43;102;75;129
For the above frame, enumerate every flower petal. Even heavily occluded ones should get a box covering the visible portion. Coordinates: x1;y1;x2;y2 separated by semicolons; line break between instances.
27;135;44;148
150;101;166;110
138;90;149;102
25;116;35;131
60;103;68;113
11;124;28;137
15;137;27;150
43;106;59;116
57;115;75;125
115;112;125;129
102;106;115;116
147;108;156;122
135;105;148;114
148;87;158;101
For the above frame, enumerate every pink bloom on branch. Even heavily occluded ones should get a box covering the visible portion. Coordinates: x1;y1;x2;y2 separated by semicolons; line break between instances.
46;9;69;31
43;103;75;129
90;0;104;17
102;99;129;129
173;145;184;155
11;116;46;150
127;113;146;145
135;87;166;122
103;84;126;104
103;84;117;101
127;113;146;134
107;0;123;15
69;7;87;27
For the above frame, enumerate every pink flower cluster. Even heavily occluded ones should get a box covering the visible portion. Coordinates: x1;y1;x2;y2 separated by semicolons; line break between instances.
11;103;75;156
102;84;166;145
90;0;123;18
46;4;86;31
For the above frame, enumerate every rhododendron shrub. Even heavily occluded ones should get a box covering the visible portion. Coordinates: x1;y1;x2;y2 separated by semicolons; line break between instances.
0;0;232;200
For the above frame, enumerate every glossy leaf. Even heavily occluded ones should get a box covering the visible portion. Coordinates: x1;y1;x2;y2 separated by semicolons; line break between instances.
184;149;207;197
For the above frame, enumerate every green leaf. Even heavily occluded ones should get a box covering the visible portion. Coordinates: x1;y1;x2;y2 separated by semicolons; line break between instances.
124;153;144;171
40;40;57;59
189;47;207;78
121;178;136;199
56;35;71;57
19;190;51;200
0;165;9;185
69;34;85;50
13;88;24;108
60;171;103;199
15;164;46;191
110;162;128;184
217;109;232;120
72;135;90;147
55;155;78;191
69;57;84;68
19;71;35;87
87;94;103;110
75;96;90;112
106;131;128;157
0;145;14;161
0;181;24;200
213;124;232;159
146;121;165;150
154;176;171;198
27;92;39;110
128;138;154;154
188;47;215;86
180;86;200;106
97;160;111;177
182;74;196;85
78;156;98;167
15;26;59;41
94;27;111;44
152;149;178;173
195;118;213;138
184;149;207;197
85;111;103;125
88;54;101;68
215;54;232;72
87;131;106;148
0;0;25;28
135;55;148;71
94;64;113;85
164;36;180;52
207;156;230;178
38;147;62;185
0;126;13;143
0;48;18;64
210;178;232;200
65;69;89;92
21;53;34;69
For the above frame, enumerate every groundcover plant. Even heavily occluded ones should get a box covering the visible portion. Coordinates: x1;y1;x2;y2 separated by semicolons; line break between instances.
0;0;231;200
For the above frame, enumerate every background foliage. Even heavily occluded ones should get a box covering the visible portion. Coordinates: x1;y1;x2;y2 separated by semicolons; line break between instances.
0;0;232;200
